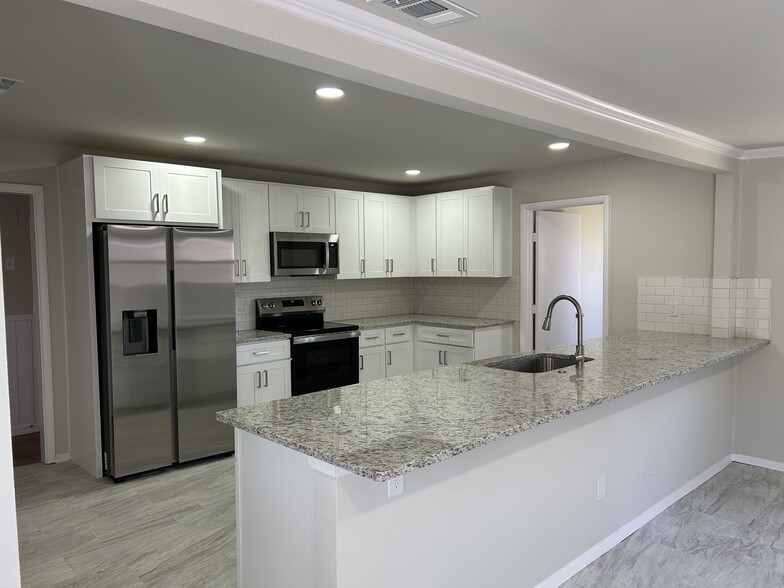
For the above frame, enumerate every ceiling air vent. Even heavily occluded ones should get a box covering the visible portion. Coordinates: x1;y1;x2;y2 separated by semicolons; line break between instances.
378;0;478;28
0;77;22;95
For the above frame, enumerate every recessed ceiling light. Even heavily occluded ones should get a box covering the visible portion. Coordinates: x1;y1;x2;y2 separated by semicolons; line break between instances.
183;136;206;143
549;141;570;150
315;87;344;99
405;169;421;176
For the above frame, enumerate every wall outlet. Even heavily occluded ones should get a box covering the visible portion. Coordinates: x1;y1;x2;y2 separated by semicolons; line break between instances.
597;476;606;501
388;477;404;498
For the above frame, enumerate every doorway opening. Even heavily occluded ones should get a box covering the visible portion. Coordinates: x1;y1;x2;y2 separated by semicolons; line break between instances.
520;196;610;352
0;183;55;465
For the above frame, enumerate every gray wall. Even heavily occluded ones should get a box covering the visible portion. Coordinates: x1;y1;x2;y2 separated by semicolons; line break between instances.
426;155;717;334
734;156;784;461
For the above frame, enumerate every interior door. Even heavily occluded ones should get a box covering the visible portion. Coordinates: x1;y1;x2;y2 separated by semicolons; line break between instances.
535;210;582;350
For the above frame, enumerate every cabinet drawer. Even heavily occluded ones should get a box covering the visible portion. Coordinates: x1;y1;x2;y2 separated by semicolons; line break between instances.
416;325;474;348
359;329;386;348
237;339;290;366
385;325;412;343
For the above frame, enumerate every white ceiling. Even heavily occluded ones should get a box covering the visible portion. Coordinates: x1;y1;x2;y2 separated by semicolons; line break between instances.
341;0;784;150
6;0;780;189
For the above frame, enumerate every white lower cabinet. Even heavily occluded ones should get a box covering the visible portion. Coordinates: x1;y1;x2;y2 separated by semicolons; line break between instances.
414;324;513;371
236;340;291;407
358;326;414;383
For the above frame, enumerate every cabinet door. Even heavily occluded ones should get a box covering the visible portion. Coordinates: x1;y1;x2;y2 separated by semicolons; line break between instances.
222;180;243;283
269;185;304;231
415;341;444;371
238;181;271;283
386;196;410;277
302;188;335;233
386;341;413;378
463;188;494;277
414;195;437;277
237;364;260;407
335;191;365;279
363;194;388;279
160;164;220;225
436;192;464;277
93;156;159;222
359;346;386;383
441;344;474;366
257;360;291;403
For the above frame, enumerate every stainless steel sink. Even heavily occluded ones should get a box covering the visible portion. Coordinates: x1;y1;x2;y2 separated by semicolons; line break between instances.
488;354;594;374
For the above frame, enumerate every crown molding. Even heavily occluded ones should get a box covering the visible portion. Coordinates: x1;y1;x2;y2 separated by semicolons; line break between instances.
253;0;743;160
741;146;784;160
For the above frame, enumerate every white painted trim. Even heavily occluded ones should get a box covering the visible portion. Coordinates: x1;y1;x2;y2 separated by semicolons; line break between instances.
535;455;732;588
252;0;742;160
741;146;784;160
520;196;611;352
54;452;71;463
731;454;784;472
0;183;56;464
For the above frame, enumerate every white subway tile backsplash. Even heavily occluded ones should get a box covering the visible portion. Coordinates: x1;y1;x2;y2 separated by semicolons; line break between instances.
638;275;772;340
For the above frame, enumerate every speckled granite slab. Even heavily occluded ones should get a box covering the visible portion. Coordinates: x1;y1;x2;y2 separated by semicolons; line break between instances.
347;313;513;330
236;329;290;345
217;331;768;482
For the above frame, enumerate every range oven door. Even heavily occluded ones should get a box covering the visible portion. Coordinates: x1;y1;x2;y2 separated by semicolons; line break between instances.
290;332;359;395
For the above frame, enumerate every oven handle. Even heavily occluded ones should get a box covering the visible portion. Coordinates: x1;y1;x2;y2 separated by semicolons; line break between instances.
292;330;361;345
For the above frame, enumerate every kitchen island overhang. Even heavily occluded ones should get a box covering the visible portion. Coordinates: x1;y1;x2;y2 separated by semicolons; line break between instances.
219;331;768;588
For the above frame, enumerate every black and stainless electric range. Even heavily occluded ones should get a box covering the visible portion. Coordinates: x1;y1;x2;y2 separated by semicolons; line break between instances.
256;296;360;396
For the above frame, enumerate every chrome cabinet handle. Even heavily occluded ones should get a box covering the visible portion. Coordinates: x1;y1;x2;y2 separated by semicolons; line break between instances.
256;371;262;389
391;332;405;337
235;260;240;277
305;211;311;227
360;354;364;370
457;257;462;272
163;193;169;215
438;350;443;365
385;258;389;273
387;350;392;366
252;350;271;356
299;211;305;227
463;257;467;273
444;350;448;365
436;333;449;338
365;335;379;340
390;259;394;273
262;370;269;388
242;260;248;276
431;258;435;273
360;259;365;275
153;193;160;215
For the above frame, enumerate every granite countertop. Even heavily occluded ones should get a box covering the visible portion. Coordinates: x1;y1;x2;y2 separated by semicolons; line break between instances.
346;313;513;330
217;331;768;482
236;329;291;345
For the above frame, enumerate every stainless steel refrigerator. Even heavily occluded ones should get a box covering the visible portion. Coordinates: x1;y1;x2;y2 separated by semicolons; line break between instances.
95;224;236;480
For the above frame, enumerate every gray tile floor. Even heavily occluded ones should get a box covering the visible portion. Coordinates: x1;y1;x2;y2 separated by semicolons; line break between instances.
13;458;784;587
14;457;235;587
564;462;784;588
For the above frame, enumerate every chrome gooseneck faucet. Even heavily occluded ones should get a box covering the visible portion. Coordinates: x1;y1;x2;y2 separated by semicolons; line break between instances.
542;295;585;370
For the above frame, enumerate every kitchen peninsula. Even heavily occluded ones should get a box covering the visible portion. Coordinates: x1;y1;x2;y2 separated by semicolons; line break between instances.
218;331;767;588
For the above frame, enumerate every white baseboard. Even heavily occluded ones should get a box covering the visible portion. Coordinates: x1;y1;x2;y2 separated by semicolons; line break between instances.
731;454;784;472
54;453;71;463
534;455;733;588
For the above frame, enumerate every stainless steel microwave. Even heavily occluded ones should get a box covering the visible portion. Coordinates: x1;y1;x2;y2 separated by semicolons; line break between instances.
270;232;339;276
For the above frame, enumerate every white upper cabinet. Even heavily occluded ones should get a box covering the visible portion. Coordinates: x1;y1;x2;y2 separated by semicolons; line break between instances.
413;195;437;277
268;184;335;233
223;179;271;283
335;191;411;279
92;156;220;226
433;186;512;278
335;191;365;280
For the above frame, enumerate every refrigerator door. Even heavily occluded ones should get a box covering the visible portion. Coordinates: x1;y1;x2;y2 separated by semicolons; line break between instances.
172;228;236;462
98;225;173;478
